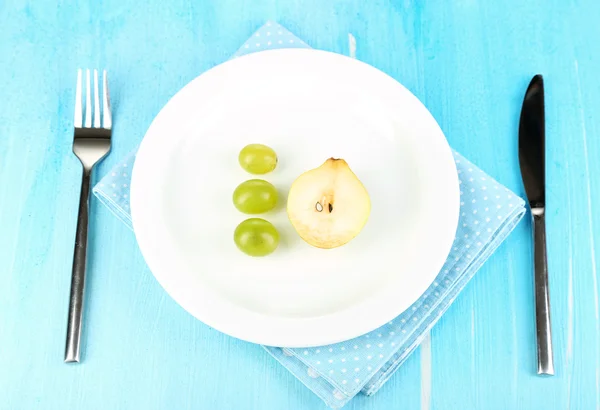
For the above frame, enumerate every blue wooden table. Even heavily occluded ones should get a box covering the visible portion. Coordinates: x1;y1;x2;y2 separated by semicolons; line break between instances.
1;1;599;409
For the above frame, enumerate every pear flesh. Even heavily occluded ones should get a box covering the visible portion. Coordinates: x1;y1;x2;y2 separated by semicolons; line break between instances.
287;158;371;249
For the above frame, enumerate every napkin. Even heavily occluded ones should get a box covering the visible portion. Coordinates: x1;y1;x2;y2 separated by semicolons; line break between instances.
93;21;526;409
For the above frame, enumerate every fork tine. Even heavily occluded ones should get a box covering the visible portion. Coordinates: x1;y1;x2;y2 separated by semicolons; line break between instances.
102;70;112;129
74;69;82;128
84;69;92;128
93;69;100;128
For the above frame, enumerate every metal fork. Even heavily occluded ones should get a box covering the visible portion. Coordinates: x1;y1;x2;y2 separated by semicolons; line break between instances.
65;69;112;363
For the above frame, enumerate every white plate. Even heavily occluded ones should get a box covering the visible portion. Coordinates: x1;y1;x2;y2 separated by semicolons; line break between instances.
131;49;459;347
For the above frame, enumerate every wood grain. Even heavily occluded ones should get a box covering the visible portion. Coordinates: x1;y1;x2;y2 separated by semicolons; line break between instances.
1;0;599;409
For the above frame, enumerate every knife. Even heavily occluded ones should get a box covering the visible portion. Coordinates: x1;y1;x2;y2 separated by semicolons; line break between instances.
518;74;554;376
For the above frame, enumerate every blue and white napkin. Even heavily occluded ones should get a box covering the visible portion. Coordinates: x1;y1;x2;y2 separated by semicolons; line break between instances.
93;21;526;409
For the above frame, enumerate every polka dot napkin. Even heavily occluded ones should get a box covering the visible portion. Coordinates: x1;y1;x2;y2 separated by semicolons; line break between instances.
92;21;526;410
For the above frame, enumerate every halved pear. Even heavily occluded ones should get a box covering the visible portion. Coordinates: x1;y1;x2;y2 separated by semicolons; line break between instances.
287;158;371;249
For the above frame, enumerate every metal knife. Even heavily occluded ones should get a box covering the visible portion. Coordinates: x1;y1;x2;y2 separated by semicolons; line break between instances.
518;74;554;376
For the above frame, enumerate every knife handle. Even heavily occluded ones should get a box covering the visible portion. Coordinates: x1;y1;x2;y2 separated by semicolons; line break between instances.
533;210;554;376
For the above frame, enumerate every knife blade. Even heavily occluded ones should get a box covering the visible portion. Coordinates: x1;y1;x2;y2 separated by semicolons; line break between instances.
518;74;554;376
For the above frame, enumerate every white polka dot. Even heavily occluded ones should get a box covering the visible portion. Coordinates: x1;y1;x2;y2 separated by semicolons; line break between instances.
472;199;476;203
456;159;461;163
255;43;260;47
329;348;333;352
390;331;395;335
255;33;260;37
487;228;492;232
402;329;407;334
366;344;371;348
303;350;308;355
423;305;429;310
333;390;345;400
282;348;293;356
266;22;272;26
367;366;373;371
341;368;347;373
328;359;333;363
477;242;482;246
485;207;489;211
341;358;346;362
278;31;282;34
342;380;347;384
482;186;487;190
434;292;439;296
464;234;469;238
457;169;462;174
354;367;360;372
413;317;418;322
353;345;358;349
315;349;320;353
316;361;321;365
367;355;372;360
455;267;460;271
378;343;383;348
122;183;127;188
497;205;502;209
470;188;475;193
329;369;334;374
466;244;471;248
267;41;272;46
484;196;488;200
476;232;480;236
388;320;394;325
481;177;486;181
461;202;465;206
401;318;406;323
112;193;117;197
468;168;473;172
267;32;271;36
379;354;384;358
412;306;417;311
123;194;128;198
340;347;345;351
354;357;359;361
307;367;319;378
289;39;294;43
473;210;478;214
509;203;514;207
378;333;382;337
508;195;513;199
355;378;360;383
122;163;127;167
278;40;283;44
111;183;116;187
391;342;396;346
244;44;249;48
111;172;116;176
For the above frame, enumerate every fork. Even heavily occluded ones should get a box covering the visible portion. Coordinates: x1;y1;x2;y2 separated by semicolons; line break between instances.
65;69;112;363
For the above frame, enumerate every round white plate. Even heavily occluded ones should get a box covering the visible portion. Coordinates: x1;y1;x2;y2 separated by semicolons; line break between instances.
131;49;459;347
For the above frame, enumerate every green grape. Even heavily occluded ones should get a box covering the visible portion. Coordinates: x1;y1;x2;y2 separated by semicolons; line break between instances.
234;218;280;257
233;179;278;214
238;144;278;175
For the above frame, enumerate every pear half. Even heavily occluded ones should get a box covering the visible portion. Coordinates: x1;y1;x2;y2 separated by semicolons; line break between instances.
287;158;371;249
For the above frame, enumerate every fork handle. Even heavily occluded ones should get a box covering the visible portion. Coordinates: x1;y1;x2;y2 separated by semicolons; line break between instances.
65;168;91;363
